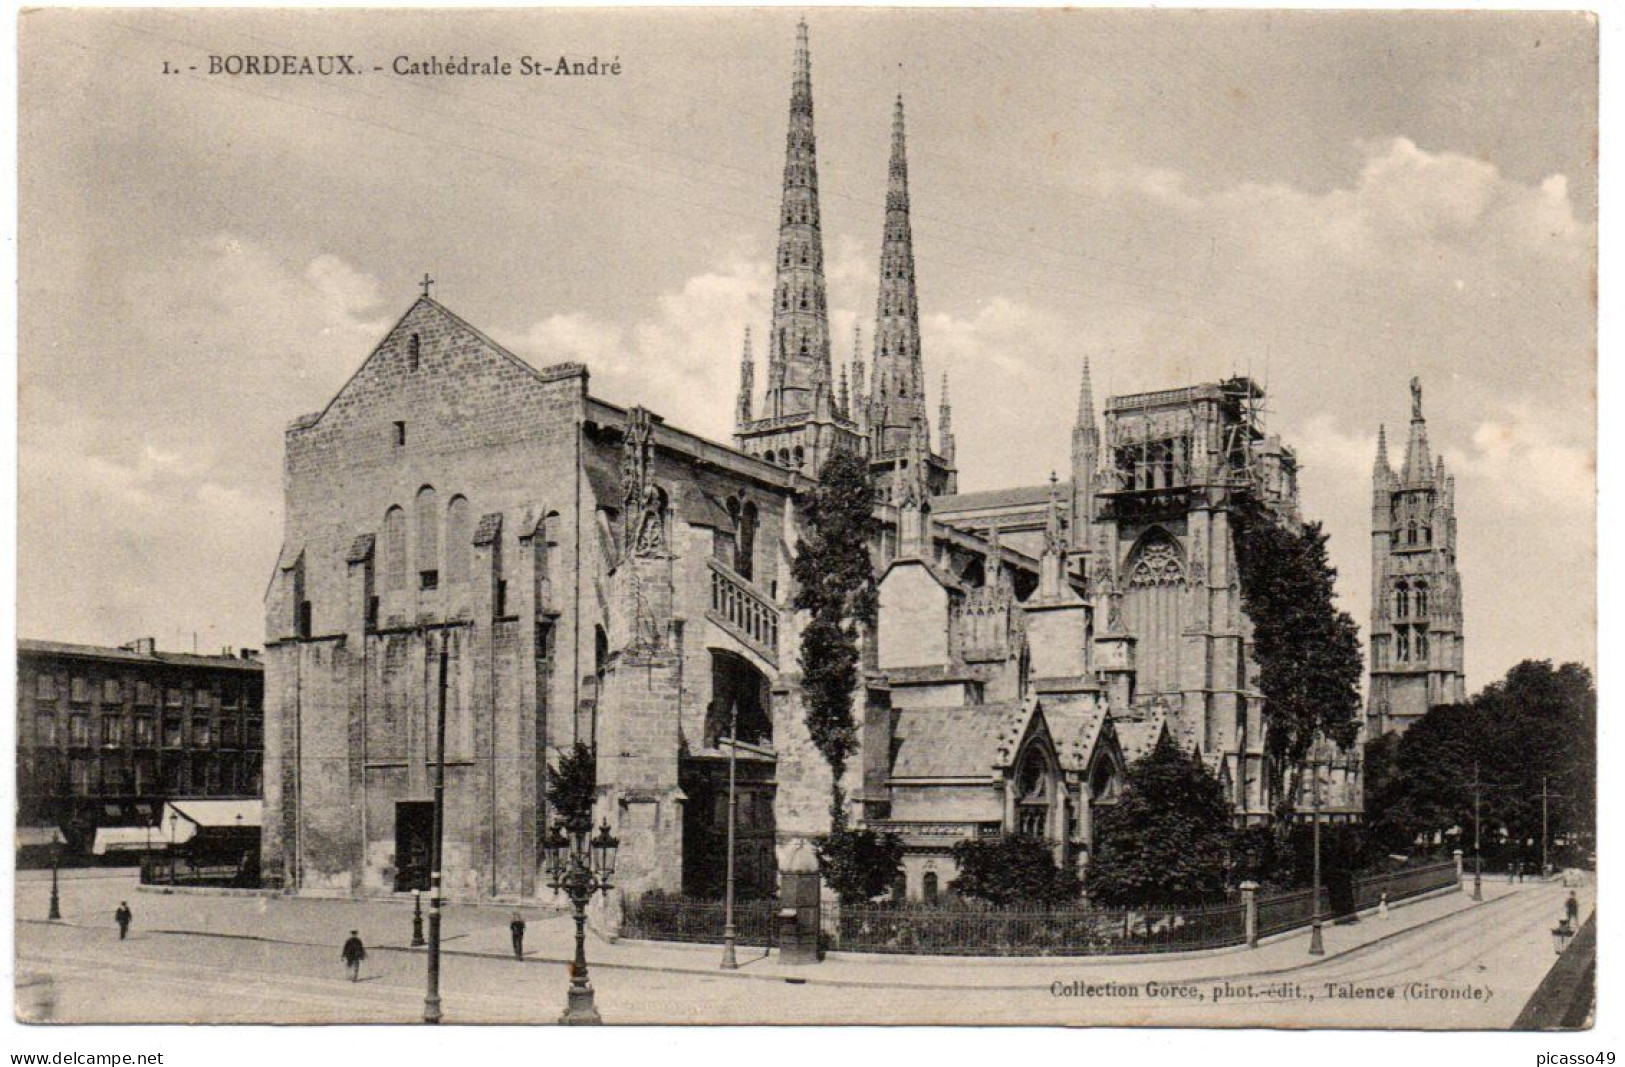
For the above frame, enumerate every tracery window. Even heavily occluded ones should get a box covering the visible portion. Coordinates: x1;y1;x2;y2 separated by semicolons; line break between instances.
1414;582;1428;617
1129;540;1185;587
1396;627;1410;662
1395;582;1409;619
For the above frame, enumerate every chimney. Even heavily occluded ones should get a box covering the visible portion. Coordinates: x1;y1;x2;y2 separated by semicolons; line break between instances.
123;637;157;656
238;648;260;661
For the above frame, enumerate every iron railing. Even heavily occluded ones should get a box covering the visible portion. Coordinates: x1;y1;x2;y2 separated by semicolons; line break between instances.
1352;860;1457;911
1255;886;1327;938
620;894;780;947
825;900;1245;956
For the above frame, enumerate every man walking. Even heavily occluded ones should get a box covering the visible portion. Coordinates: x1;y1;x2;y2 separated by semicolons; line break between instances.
1565;891;1580;926
341;930;367;982
510;911;526;960
114;901;132;940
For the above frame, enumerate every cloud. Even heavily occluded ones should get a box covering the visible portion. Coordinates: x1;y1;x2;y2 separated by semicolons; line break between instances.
18;235;391;648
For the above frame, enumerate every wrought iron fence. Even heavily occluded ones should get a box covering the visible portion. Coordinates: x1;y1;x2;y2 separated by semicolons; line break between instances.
1352;860;1457;911
620;894;779;947
1254;886;1327;938
826;900;1246;956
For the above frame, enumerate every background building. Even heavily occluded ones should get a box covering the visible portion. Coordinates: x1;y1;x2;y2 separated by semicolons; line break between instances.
16;638;264;859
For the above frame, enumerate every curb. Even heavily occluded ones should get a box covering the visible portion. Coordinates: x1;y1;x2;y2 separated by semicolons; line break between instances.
18;887;1523;993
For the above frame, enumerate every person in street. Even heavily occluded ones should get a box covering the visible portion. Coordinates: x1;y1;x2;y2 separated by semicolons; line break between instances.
114;902;132;940
510;911;526;959
342;930;367;982
1566;891;1580;925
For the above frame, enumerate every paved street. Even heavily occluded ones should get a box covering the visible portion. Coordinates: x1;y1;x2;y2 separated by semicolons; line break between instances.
14;869;1591;1026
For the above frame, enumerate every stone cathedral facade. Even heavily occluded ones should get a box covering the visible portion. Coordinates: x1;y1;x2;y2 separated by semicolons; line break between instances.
262;23;1375;909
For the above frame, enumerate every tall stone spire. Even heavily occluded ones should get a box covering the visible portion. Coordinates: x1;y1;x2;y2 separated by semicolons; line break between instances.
868;94;927;455
937;371;955;467
1400;376;1433;484
764;20;833;420
735;326;754;427
1071;356;1100;548
1373;423;1392;480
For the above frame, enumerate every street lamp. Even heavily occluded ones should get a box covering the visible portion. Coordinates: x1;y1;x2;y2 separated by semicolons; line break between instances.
545;815;619;1025
1551;918;1575;955
1471;764;1484;902
721;700;740;971
412;888;426;948
1308;737;1325;957
48;841;62;921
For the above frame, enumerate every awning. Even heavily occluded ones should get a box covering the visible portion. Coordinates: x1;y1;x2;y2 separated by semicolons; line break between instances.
16;826;65;849
163;799;262;831
92;827;160;855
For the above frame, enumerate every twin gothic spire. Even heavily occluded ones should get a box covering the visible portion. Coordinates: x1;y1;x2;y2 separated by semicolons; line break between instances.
746;22;950;463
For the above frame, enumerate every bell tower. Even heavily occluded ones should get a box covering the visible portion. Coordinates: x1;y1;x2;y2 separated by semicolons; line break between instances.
1367;378;1467;735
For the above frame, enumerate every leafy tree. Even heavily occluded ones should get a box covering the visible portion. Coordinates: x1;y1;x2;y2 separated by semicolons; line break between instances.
547;741;597;828
1362;661;1595;869
1232;498;1364;828
1087;733;1234;905
790;450;880;824
815;825;905;905
949;834;1083;907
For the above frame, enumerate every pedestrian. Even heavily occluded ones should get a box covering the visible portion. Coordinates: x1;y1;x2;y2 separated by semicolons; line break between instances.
342;930;367;982
1565;891;1580;925
114;901;132;940
510;911;526;960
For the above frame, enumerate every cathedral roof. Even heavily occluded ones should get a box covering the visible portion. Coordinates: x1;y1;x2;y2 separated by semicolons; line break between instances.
931;484;1054;515
890;703;1026;779
1114;711;1169;764
1040;700;1111;773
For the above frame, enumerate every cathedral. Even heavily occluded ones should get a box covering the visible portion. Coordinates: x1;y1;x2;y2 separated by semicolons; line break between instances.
262;23;1385;911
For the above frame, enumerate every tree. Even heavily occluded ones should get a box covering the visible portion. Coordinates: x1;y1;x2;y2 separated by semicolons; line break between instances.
815;825;905;905
1232;498;1364;828
791;450;880;825
1087;734;1234;905
949;834;1082;907
1361;661;1596;868
547;741;597;828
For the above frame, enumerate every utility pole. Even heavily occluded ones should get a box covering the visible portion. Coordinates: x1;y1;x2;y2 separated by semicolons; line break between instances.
1470;762;1483;902
1537;777;1564;877
424;634;449;1024
721;700;739;970
1309;737;1325;956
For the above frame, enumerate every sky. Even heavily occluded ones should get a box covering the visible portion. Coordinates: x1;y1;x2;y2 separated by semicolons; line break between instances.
17;8;1596;692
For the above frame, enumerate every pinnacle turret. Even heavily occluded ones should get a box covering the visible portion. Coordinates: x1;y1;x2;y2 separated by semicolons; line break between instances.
735;326;754;426
1071;356;1100;548
938;371;956;467
1373;423;1395;484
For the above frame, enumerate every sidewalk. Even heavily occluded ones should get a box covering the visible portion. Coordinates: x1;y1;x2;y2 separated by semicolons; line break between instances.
17;871;1582;991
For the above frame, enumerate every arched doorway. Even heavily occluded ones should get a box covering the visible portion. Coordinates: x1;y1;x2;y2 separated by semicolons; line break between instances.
680;650;777;899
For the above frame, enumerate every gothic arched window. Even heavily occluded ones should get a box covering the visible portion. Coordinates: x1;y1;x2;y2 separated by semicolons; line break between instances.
793;446;805;469
1396;627;1410;662
408;333;421;371
1414;582;1428;617
1407;521;1419;546
1395;582;1409;619
1415;628;1429;660
738;501;758;581
1129;539;1185;587
923;871;939;903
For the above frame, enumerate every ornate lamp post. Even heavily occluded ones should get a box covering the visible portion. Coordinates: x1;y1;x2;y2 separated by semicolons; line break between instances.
411;888;426;948
48;841;62;921
1552;918;1575;955
721;700;739;971
1308;736;1325;957
1471;763;1484;902
545;816;619;1025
